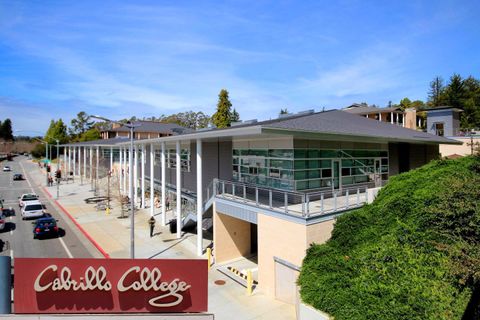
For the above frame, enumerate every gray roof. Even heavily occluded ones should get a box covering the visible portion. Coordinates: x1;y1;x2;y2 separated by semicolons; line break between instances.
343;105;402;114
61;137;131;147
425;106;463;113
263;110;459;144
110;121;192;134
128;109;461;145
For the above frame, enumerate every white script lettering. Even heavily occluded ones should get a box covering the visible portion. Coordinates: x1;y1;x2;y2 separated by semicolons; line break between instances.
34;265;112;292
117;266;191;307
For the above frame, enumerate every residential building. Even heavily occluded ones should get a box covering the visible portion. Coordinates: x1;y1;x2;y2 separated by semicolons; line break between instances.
100;120;191;140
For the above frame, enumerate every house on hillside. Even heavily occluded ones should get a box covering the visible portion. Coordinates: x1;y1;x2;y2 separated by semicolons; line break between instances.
100;120;191;140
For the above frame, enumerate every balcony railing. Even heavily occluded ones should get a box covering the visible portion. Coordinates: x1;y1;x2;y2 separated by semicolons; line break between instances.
212;179;381;218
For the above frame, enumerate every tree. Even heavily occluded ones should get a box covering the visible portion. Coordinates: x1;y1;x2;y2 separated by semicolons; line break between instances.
398;97;412;110
45;119;69;159
158;111;211;130
410;100;426;110
231;108;240;122
280;108;289;115
0;119;14;140
211;89;233;128
70;111;94;138
427;76;445;107
79;127;101;141
444;73;466;109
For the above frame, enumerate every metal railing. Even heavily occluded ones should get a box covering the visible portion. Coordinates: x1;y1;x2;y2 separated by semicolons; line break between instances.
213;179;377;218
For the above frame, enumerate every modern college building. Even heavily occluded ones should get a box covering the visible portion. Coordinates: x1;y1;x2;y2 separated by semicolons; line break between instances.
62;109;460;304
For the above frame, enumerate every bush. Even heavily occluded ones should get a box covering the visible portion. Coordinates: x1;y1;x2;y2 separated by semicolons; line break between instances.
298;156;480;320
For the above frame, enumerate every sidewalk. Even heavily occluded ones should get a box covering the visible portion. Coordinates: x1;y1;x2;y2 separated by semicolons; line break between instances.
28;162;295;320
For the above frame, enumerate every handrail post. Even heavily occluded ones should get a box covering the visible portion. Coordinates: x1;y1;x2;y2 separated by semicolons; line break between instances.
255;187;259;206
306;194;310;217
334;192;337;211
222;181;225;195
284;192;288;214
356;188;360;205
302;194;306;216
269;189;272;209
232;183;235;197
321;193;324;214
345;189;349;209
243;185;247;203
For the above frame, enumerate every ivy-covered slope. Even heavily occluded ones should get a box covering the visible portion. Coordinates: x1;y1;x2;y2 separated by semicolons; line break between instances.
298;156;480;320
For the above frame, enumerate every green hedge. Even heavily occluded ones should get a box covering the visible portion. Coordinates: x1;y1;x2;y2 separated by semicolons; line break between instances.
298;156;480;320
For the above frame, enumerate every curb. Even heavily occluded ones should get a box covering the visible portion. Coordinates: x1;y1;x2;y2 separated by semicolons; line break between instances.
43;187;110;259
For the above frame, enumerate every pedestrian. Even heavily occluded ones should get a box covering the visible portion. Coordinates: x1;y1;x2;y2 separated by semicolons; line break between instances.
166;197;170;211
148;216;155;237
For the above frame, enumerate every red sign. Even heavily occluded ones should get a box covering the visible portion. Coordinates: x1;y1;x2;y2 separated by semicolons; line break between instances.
14;258;208;314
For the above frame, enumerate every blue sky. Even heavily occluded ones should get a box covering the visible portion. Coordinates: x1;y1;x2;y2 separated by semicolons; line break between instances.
0;1;479;134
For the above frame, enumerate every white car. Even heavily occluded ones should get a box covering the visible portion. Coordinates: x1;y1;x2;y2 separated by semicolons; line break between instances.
19;193;39;207
3;166;11;172
21;201;45;220
0;213;5;231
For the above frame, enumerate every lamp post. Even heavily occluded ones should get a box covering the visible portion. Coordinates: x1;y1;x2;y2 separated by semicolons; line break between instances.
90;115;140;259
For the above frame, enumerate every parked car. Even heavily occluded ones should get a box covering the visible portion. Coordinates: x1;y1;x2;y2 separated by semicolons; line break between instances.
3;166;11;172
33;217;59;239
19;193;39;207
0;213;5;231
13;173;24;181
21;201;45;220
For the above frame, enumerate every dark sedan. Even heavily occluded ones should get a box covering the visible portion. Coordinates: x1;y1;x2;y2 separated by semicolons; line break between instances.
33;217;59;239
13;173;24;180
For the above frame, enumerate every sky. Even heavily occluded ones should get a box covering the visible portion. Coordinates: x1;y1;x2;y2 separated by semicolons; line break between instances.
0;0;479;135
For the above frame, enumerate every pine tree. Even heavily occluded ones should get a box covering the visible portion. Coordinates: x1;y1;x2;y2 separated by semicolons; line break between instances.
427;76;445;107
212;89;233;128
231;108;240;122
444;74;466;109
0;119;14;140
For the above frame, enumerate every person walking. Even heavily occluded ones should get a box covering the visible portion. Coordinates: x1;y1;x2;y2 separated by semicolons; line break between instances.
148;216;155;237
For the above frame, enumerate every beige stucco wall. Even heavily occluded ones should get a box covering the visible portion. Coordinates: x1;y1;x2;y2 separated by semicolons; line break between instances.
213;210;251;264
258;214;307;297
306;219;335;246
440;137;479;157
404;108;417;130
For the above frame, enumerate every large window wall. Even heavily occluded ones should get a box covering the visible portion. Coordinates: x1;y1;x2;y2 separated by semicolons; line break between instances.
232;148;388;191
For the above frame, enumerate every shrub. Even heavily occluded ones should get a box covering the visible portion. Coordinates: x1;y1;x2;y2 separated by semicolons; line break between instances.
298;156;480;320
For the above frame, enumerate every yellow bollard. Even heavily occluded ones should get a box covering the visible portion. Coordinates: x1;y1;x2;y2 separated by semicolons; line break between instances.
247;269;253;295
106;207;110;215
206;248;212;271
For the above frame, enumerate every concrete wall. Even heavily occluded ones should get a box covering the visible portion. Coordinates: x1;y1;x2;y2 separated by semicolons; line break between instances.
404;108;417;130
440;137;479;157
427;110;454;136
388;143;399;176
409;144;439;169
213;209;251;263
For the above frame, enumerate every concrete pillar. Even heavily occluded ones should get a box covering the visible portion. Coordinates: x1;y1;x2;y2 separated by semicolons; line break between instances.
141;144;145;208
196;139;203;256
110;146;113;172
77;147;81;177
68;147;71;174
150;143;155;217
83;146;87;181
96;146;99;184
396;113;398;124
390;112;393;124
176;141;182;239
134;145;138;206
161;142;166;226
89;147;93;182
378;113;381;121
119;147;123;194
128;148;132;200
402;114;405;127
73;147;76;177
124;147;128;195
63;147;67;173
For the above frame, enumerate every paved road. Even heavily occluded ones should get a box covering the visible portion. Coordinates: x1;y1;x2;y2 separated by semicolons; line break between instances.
0;156;94;259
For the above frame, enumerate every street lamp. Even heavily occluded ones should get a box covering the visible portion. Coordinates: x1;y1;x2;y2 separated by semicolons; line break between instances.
90;115;140;259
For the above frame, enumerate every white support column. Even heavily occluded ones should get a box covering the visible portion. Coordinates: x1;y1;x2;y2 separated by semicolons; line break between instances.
83;146;87;180
78;147;81;176
402;114;405;127
124;148;128;195
134;145;138;206
119;147;123;194
378;113;381;121
68;147;71;175
396;113;398;124
196;139;203;256
73;147;76;177
96;146;99;184
89;147;93;182
128;148;132;200
176;141;181;239
141;144;145;209
150;143;154;217
63;148;67;173
110;147;113;173
390;112;394;124
161;142;166;226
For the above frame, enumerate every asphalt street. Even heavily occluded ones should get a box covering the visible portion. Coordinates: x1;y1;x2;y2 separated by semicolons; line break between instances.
0;156;94;260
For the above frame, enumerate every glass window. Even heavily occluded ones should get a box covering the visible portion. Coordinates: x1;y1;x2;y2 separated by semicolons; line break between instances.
307;149;319;158
296;181;308;190
294;170;307;180
342;168;351;176
342;177;353;185
381;158;389;165
294;160;307;169
294;149;307;158
342;159;353;167
269;149;293;158
319;150;338;158
308;160;319;169
434;123;444;136
309;180;321;189
320;160;331;168
269;168;280;178
308;170;320;179
322;169;332;178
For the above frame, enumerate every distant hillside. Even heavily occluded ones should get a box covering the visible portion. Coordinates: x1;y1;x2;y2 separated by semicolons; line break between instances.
298;156;480;320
